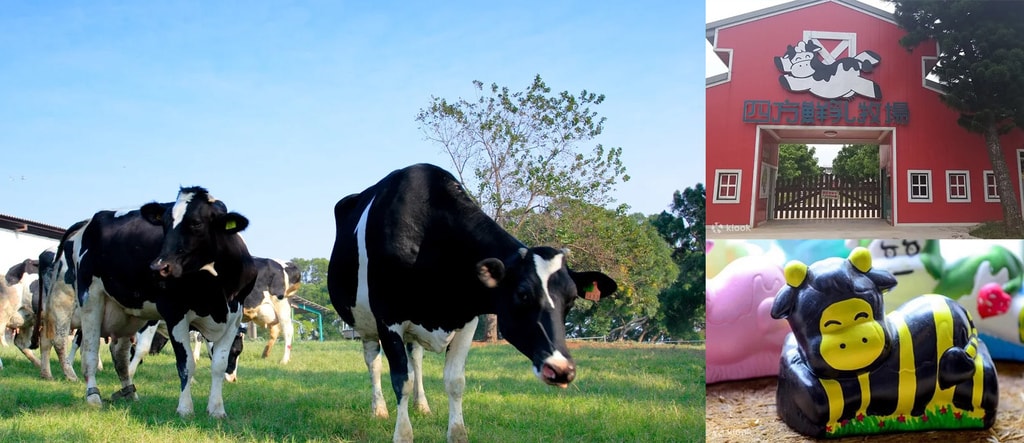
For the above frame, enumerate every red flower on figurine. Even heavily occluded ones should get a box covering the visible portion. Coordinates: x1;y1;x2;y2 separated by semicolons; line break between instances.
955;411;962;420
878;421;885;428
940;406;948;415
897;415;906;423
857;413;865;422
921;415;929;423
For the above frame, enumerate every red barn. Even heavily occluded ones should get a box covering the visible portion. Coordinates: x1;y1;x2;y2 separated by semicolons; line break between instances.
706;0;1024;229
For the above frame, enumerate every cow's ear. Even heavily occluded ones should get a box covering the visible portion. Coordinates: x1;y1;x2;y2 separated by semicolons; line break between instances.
219;212;249;234
570;271;617;302
476;258;505;288
5;260;27;286
141;202;166;225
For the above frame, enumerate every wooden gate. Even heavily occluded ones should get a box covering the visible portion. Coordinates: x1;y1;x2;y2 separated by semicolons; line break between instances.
774;174;880;220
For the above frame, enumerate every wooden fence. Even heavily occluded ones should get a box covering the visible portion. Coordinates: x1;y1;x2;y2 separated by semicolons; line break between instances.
774;174;881;220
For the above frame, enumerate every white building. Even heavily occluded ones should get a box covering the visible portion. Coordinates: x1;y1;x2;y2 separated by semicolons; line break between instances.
0;215;64;272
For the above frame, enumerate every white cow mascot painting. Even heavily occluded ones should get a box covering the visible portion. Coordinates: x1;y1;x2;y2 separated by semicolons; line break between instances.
774;39;881;100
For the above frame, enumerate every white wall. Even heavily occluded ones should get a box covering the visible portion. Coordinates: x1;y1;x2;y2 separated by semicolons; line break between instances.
0;229;58;273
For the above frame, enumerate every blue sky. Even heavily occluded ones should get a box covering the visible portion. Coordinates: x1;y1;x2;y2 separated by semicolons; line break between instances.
1;1;702;260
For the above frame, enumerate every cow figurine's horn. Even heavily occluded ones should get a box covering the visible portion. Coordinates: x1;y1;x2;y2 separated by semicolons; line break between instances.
849;247;872;273
784;261;808;288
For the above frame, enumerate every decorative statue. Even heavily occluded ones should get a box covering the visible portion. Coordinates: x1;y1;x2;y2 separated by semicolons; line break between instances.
771;248;997;438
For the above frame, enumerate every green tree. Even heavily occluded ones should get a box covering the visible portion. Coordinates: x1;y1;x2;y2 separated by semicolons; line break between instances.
831;144;879;180
778;144;820;181
893;0;1024;235
417;75;630;341
515;199;678;341
290;257;337;338
650;184;706;340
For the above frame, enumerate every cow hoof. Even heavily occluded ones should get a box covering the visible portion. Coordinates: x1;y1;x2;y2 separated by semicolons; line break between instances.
447;424;468;443
177;407;194;417
86;392;103;407
415;402;431;415
208;410;227;419
373;407;389;419
111;384;138;402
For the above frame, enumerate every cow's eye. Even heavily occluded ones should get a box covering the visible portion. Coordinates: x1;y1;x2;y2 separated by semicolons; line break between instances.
190;222;204;231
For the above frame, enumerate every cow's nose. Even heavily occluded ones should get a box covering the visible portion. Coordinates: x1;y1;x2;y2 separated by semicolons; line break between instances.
150;260;172;277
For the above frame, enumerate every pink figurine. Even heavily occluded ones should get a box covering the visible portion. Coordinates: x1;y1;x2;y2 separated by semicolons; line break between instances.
706;255;791;383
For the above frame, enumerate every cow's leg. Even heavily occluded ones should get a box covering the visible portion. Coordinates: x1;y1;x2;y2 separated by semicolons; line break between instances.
364;339;389;418
263;323;279;359
443;317;478;443
56;327;79;380
110;336;138;401
16;341;41;367
205;313;242;418
36;316;54;379
168;319;197;417
276;298;293;364
380;330;414;443
129;322;158;378
409;342;430;414
79;289;106;407
191;331;202;362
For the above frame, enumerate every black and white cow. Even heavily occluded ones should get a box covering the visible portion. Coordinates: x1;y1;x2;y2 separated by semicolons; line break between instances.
241;257;300;364
63;186;257;417
328;164;617;442
1;258;42;370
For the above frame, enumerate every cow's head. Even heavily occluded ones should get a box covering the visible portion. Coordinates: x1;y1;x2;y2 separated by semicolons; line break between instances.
141;187;248;278
771;247;896;378
477;246;617;388
224;324;246;382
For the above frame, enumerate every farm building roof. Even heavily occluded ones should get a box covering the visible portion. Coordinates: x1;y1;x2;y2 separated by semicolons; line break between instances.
0;214;66;240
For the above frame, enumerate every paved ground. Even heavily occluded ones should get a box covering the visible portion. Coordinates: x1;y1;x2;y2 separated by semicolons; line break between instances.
707;219;977;239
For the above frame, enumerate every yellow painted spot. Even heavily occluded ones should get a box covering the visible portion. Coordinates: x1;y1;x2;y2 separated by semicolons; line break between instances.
819;298;885;371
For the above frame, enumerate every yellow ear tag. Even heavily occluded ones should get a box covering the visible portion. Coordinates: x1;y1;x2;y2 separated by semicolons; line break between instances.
784;261;807;287
225;220;237;230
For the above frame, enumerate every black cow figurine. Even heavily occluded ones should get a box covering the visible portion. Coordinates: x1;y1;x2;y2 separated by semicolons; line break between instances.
770;247;998;438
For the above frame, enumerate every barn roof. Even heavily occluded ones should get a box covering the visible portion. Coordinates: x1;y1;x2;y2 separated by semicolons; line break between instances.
706;0;896;44
0;214;66;240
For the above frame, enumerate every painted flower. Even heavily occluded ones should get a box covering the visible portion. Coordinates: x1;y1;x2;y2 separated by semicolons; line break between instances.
826;425;833;433
955;411;963;420
897;415;906;423
878;421;885;428
940;406;948;415
857;413;865;422
921;415;929;423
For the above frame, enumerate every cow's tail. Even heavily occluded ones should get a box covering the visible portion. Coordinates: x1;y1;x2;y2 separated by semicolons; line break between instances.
32;248;61;350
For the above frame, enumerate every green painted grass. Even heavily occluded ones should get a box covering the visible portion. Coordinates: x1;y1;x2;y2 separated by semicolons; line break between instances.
0;340;703;442
826;405;987;438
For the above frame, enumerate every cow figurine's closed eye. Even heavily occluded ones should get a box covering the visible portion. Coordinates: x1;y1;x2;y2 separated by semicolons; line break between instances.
770;247;998;438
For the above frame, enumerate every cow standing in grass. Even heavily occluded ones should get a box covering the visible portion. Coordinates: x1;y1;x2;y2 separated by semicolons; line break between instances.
328;163;617;443
66;187;256;417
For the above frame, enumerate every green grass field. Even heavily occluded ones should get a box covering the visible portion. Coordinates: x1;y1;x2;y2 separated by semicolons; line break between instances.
0;339;703;442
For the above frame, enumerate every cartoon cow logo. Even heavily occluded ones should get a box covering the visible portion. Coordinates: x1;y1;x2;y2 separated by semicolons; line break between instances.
774;40;882;100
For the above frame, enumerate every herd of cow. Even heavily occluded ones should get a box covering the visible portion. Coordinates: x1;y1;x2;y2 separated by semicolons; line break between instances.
0;163;618;442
